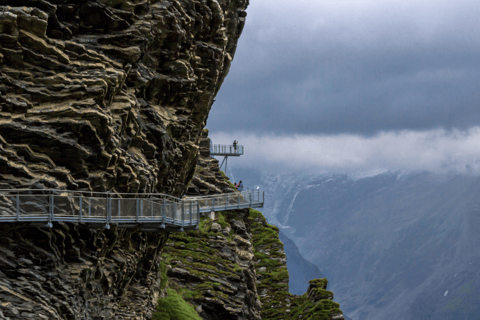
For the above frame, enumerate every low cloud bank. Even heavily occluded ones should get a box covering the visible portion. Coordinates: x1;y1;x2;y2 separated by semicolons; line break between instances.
210;128;480;175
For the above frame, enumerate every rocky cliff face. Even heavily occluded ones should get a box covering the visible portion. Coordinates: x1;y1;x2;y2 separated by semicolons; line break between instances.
0;0;248;318
0;0;247;195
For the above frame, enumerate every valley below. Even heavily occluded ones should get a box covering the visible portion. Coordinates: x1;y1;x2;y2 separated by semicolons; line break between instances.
234;169;480;320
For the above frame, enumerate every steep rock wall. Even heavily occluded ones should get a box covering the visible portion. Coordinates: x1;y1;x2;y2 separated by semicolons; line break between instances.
0;1;249;319
0;0;248;195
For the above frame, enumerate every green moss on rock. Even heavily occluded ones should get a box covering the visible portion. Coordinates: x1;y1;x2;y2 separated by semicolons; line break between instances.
153;289;201;320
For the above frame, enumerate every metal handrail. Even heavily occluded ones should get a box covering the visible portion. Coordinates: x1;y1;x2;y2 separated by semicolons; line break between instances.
0;188;264;230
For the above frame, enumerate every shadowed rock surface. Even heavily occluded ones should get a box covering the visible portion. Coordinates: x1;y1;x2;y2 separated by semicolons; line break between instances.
0;224;169;319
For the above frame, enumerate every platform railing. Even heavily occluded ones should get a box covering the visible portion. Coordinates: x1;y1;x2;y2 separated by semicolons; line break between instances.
210;144;244;156
189;188;264;212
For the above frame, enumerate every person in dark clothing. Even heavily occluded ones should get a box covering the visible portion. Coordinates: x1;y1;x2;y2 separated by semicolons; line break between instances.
238;180;243;190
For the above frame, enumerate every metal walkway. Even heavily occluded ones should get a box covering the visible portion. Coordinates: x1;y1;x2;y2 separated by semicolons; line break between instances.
0;189;264;231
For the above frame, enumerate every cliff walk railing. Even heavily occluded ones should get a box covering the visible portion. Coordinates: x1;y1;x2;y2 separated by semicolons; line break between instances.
190;188;264;213
210;144;244;156
0;188;264;231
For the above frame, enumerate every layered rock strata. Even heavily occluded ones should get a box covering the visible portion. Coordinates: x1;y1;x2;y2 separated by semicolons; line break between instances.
0;223;169;319
0;0;248;195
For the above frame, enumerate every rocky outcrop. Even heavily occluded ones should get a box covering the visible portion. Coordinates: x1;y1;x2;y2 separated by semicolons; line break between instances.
0;0;248;195
162;209;262;320
249;208;344;320
187;129;236;195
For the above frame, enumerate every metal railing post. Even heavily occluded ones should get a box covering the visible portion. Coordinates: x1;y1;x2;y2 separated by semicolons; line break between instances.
237;193;240;209
107;194;112;228
197;202;200;225
16;194;20;221
173;202;177;222
181;201;185;230
79;194;83;223
118;198;121;218
212;198;215;211
88;198;91;217
136;198;140;223
250;192;252;207
190;201;193;225
162;199;166;222
49;192;54;227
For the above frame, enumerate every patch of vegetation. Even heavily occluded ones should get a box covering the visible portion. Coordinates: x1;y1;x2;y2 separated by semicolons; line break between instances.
160;261;168;290
289;295;343;320
152;289;202;320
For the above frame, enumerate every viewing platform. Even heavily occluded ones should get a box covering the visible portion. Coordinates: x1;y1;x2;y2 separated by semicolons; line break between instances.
210;144;244;157
0;188;264;232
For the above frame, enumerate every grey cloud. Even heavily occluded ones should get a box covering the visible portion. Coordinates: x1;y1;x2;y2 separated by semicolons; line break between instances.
208;0;480;136
210;128;480;175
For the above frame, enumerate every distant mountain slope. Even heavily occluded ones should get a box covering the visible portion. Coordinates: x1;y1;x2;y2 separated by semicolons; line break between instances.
279;230;325;295
255;171;480;320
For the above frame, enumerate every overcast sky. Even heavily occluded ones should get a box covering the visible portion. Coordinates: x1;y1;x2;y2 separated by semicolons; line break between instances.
207;0;480;174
